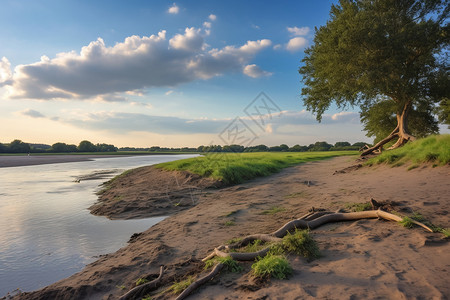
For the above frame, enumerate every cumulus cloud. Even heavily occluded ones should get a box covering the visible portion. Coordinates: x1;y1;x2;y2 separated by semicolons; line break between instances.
19;108;46;118
286;37;307;52
287;26;310;36
168;3;179;14
0;57;12;86
243;64;272;78
208;14;217;21
3;29;271;101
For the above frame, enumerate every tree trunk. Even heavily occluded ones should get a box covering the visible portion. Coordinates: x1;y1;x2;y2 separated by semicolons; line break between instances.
361;101;416;156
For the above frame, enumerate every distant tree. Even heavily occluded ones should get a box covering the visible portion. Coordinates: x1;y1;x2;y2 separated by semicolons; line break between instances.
52;142;70;152
299;0;449;155
289;144;308;152
334;142;351;148
308;141;333;152
77;140;97;152
222;144;245;152
244;144;269;152
96;143;117;152
279;144;289;151
0;143;6;153
8;140;31;153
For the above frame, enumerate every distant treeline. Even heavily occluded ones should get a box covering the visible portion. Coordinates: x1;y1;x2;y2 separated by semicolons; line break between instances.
0;140;369;154
0;140;117;153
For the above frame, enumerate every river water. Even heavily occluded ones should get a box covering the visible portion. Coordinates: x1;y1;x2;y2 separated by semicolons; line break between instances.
0;154;197;297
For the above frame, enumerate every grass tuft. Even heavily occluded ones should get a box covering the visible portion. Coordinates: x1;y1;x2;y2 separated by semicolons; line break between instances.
204;256;243;273
261;206;286;215
280;229;320;259
345;202;372;212
135;278;149;286
399;216;415;228
167;276;195;295
251;254;292;279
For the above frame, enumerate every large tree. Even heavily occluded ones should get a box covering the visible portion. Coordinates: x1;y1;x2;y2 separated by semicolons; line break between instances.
299;0;449;155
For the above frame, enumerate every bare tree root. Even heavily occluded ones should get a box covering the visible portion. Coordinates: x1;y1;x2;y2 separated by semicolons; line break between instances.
119;266;164;300
175;263;224;300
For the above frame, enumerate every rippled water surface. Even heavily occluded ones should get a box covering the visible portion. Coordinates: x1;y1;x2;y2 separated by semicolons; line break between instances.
0;155;197;296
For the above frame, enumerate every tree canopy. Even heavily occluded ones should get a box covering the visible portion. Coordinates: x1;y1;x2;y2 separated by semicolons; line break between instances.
299;0;449;155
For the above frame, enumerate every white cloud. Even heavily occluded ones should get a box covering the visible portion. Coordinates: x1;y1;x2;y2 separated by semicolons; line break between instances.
286;37;307;52
208;14;217;21
168;3;179;14
287;26;310;36
3;29;271;101
0;57;12;86
129;101;153;109
19;108;46;118
169;27;204;51
243;64;272;78
203;21;211;28
273;44;282;50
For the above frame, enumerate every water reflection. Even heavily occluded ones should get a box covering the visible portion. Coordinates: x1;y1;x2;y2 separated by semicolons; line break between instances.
0;155;196;296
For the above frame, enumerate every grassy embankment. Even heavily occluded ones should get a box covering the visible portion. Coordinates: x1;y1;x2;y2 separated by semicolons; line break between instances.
367;134;450;169
155;151;357;185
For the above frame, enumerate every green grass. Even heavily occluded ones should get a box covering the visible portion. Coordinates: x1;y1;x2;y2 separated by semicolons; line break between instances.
204;256;243;273
224;220;236;226
251;254;292;279
279;229;320;259
367;134;450;167
155;151;356;185
135;278;149;286
167;276;195;295
345;202;372;212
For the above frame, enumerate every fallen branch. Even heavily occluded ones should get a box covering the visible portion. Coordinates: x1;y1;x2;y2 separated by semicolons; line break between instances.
175;263;224;300
119;266;164;300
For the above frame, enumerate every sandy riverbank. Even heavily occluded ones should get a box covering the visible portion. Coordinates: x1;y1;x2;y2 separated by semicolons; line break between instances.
9;156;450;300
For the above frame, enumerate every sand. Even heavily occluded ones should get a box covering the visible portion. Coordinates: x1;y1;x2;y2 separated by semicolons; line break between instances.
8;156;450;300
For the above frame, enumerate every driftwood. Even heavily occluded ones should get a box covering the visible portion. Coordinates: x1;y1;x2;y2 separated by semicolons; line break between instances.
175;263;224;300
119;266;164;300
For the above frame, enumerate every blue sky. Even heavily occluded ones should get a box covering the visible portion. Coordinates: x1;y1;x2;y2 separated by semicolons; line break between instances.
0;0;375;148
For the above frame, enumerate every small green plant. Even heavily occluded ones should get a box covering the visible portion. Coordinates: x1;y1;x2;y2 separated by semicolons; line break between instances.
167;276;195;295
241;239;267;253
204;256;243;273
251;254;292;279
399;216;415;228
345;202;372;212
136;278;149;286
281;229;320;259
226;237;242;244
116;285;126;290
261;206;285;215
142;296;152;300
224;220;236;226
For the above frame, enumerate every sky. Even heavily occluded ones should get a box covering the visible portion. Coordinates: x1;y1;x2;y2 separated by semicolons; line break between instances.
0;0;386;148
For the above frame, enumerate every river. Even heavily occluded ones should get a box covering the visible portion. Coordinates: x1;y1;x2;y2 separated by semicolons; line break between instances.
0;154;197;297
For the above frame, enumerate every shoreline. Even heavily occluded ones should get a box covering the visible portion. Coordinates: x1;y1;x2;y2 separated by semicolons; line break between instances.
9;156;450;299
0;155;125;168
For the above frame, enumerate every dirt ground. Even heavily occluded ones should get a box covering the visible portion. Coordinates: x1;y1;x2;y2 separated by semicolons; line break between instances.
9;156;450;300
